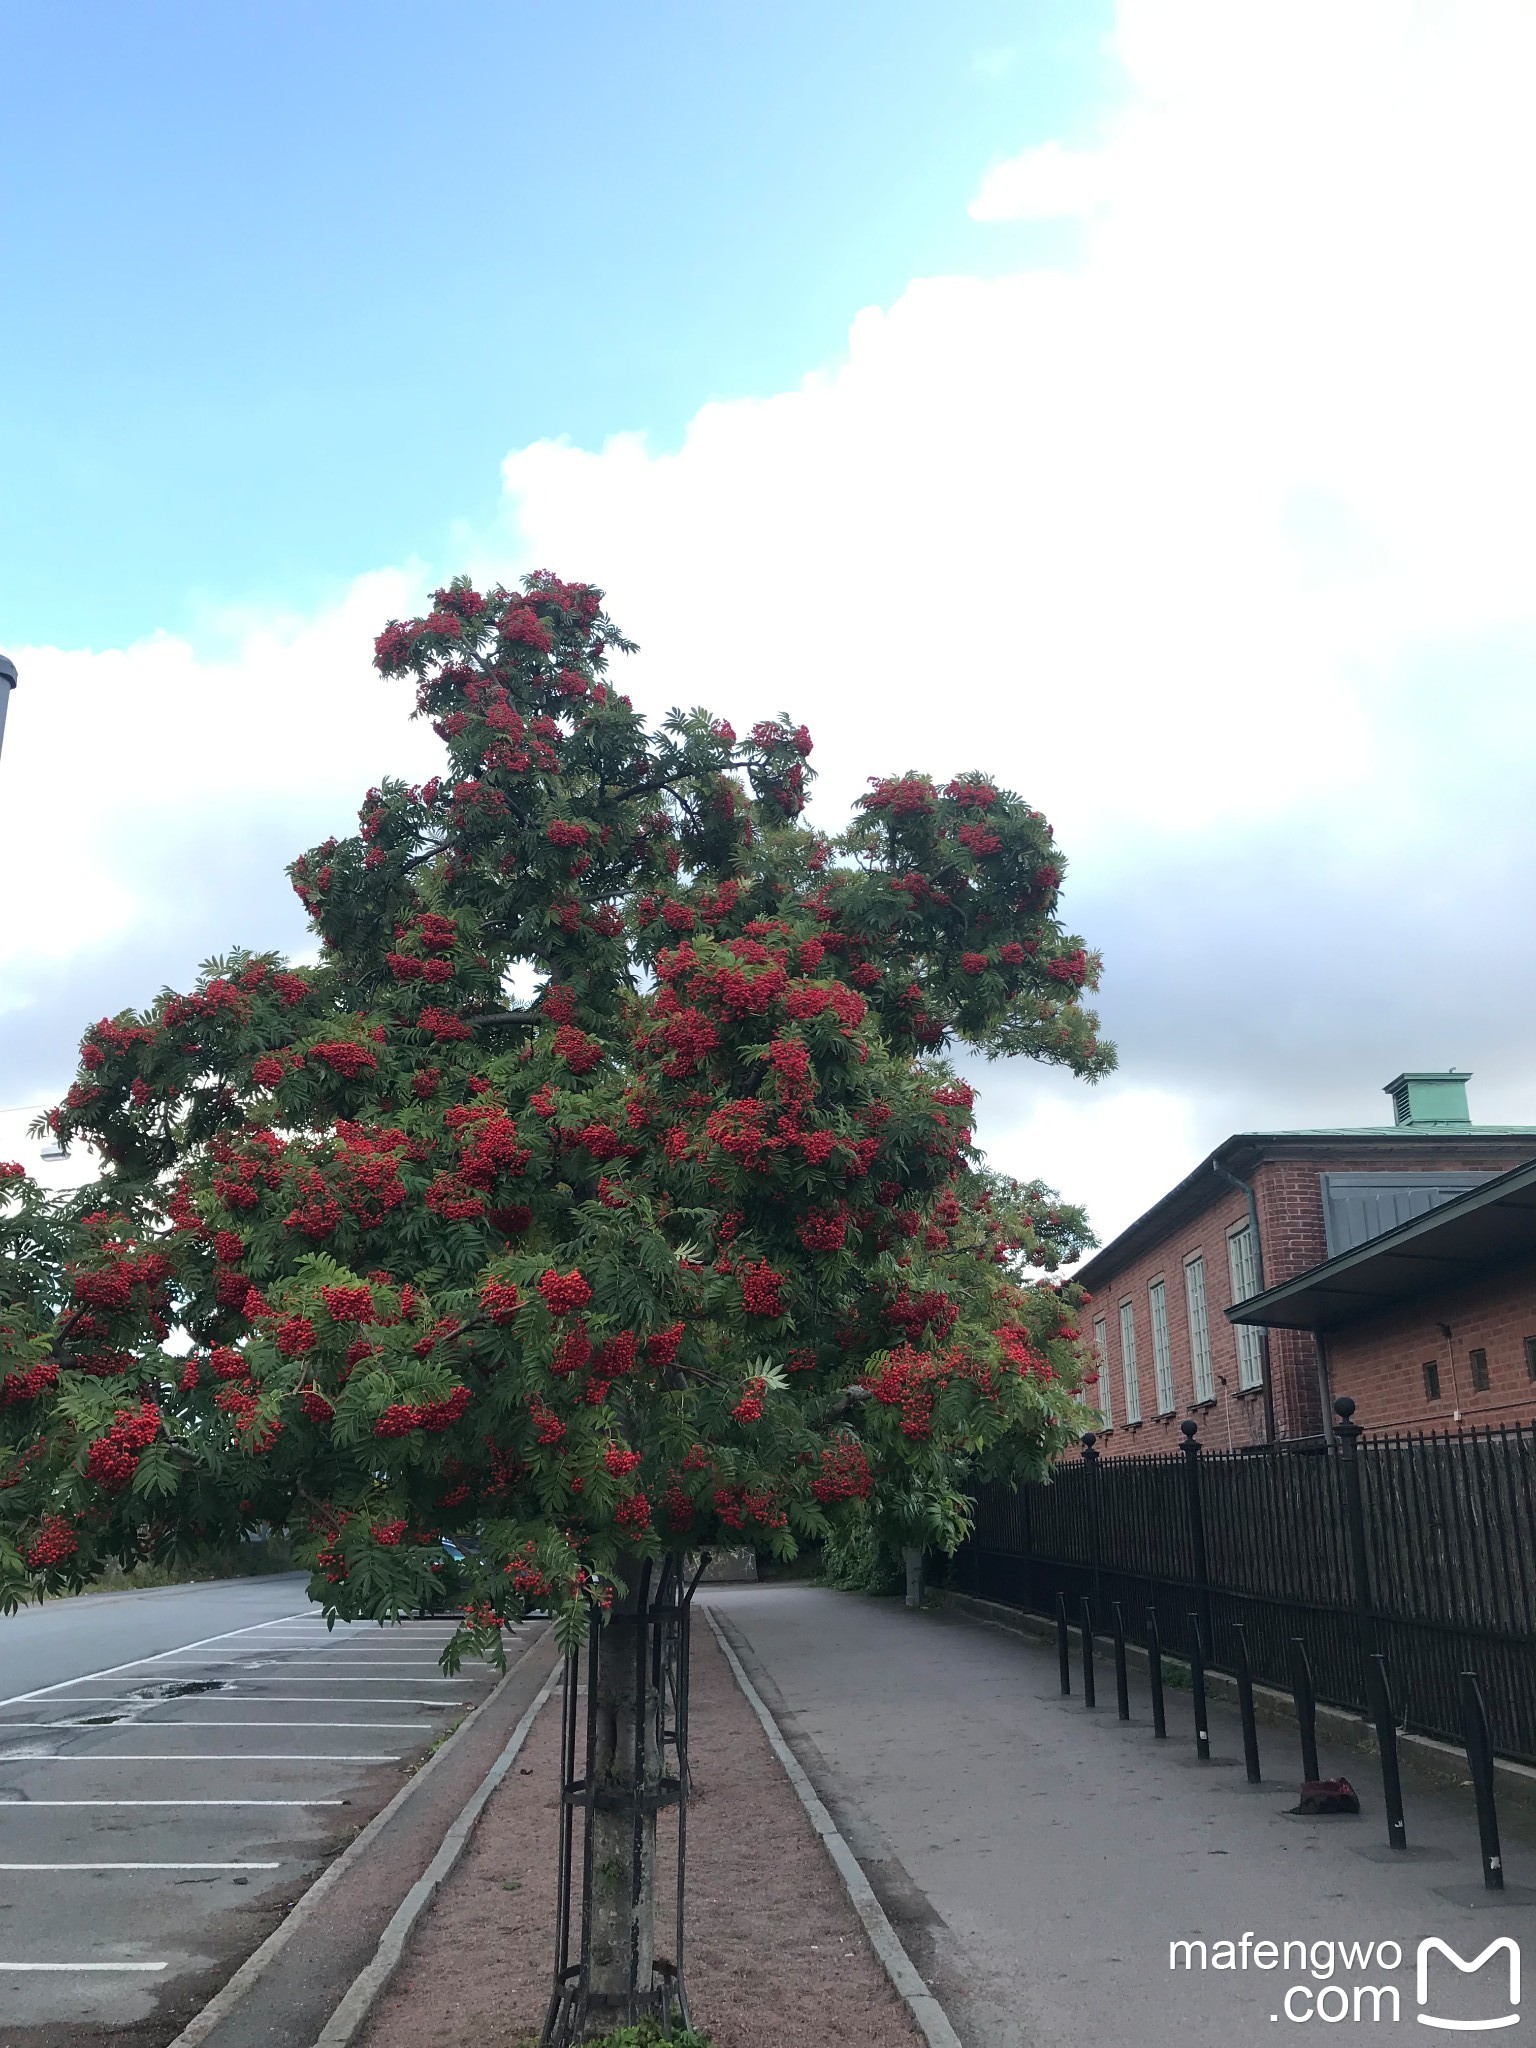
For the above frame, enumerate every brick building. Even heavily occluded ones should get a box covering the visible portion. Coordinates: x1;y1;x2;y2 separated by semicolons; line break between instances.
1228;1155;1536;1434
1072;1073;1536;1454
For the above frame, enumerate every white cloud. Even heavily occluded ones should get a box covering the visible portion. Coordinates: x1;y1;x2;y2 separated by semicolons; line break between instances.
7;0;1536;1246
969;141;1113;221
489;0;1536;1235
0;569;441;1167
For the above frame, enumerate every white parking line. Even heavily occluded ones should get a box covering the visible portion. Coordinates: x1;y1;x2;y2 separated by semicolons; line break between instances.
145;1657;451;1666
0;1611;313;1710
0;1961;169;1972
4;1753;401;1763
0;1860;281;1871
0;1721;436;1730
0;1694;464;1706
0;1800;345;1808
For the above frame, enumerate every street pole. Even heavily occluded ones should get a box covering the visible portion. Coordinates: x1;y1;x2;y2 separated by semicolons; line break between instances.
0;654;16;767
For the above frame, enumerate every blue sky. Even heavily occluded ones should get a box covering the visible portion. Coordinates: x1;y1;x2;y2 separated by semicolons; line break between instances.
5;2;1536;1242
3;0;1112;651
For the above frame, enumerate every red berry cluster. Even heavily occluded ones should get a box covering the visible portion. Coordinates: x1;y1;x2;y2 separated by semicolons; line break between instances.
320;1285;376;1323
731;1378;765;1425
84;1402;161;1491
26;1514;78;1569
613;1491;651;1536
274;1315;317;1357
811;1438;873;1505
738;1262;786;1317
479;1277;522;1324
538;1268;592;1316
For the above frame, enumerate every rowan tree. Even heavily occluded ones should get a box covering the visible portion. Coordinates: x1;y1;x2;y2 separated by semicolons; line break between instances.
0;569;1110;2022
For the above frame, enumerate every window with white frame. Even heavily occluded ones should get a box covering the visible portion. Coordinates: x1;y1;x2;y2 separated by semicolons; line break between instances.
1149;1278;1175;1414
1118;1298;1142;1423
1092;1315;1112;1426
1184;1253;1215;1404
1227;1223;1266;1392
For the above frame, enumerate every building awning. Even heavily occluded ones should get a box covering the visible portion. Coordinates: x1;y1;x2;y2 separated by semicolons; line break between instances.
1226;1158;1536;1332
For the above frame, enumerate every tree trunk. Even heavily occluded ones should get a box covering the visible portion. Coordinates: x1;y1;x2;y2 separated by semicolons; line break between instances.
585;1573;662;2029
904;1544;924;1609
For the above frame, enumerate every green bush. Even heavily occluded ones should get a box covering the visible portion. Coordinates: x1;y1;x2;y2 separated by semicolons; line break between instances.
816;1507;902;1595
77;1534;295;1596
579;2026;711;2048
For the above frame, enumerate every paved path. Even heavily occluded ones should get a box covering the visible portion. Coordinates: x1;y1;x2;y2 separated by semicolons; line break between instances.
705;1586;1536;2048
0;1575;527;2045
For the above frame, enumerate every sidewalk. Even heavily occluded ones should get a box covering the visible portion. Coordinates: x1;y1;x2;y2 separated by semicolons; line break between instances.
705;1585;1536;2048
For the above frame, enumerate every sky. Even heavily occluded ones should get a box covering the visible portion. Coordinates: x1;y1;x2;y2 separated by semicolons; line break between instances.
4;0;1536;1251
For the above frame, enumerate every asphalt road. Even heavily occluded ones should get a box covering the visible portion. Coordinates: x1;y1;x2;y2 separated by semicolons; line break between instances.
707;1586;1536;2048
0;1575;512;2043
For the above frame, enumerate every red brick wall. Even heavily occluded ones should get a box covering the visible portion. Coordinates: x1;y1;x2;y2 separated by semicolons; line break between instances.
1327;1262;1536;1432
1077;1142;1536;1456
1079;1184;1274;1458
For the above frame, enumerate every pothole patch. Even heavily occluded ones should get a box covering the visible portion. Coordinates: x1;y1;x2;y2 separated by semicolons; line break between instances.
131;1679;234;1699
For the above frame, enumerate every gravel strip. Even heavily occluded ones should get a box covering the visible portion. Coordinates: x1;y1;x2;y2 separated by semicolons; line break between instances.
357;1618;924;2048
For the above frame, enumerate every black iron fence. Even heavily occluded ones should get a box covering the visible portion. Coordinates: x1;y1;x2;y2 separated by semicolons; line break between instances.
953;1401;1536;1766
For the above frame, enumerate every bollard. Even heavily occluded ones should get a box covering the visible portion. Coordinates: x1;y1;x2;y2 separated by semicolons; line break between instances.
1232;1622;1261;1783
1080;1595;1097;1708
1290;1637;1320;1783
1146;1606;1167;1738
1368;1654;1407;1852
1459;1672;1504;1892
1189;1610;1210;1761
1056;1592;1071;1696
1112;1600;1130;1720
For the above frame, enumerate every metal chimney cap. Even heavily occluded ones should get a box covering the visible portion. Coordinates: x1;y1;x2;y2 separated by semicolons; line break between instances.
0;654;17;691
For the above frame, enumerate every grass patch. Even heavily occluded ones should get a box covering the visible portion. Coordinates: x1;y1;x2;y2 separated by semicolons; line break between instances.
511;2029;710;2048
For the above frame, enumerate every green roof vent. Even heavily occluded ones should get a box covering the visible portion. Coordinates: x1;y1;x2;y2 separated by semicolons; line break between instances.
1384;1071;1472;1127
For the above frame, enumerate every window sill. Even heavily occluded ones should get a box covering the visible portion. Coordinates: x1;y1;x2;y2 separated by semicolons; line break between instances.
1190;1399;1217;1412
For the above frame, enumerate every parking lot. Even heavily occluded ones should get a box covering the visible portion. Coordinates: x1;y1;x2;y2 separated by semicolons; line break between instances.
0;1580;515;2039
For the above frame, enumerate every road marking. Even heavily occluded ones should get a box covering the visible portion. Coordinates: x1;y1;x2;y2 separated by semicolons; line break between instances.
0;1961;170;1972
149;1657;450;1666
0;1860;281;1871
0;1720;435;1730
3;1753;400;1763
0;1611;313;1710
0;1799;345;1808
0;1694;463;1707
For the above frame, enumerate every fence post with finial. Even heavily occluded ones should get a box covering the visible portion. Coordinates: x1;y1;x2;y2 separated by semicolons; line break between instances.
1081;1430;1103;1618
1179;1420;1214;1668
1332;1395;1377;1670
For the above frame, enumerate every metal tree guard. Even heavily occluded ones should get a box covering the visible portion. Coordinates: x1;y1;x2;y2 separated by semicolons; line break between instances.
542;1552;707;2048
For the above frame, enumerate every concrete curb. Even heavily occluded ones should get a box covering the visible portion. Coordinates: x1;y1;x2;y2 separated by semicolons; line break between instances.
704;1609;963;2048
165;1625;553;2048
312;1656;562;2047
937;1589;1536;1815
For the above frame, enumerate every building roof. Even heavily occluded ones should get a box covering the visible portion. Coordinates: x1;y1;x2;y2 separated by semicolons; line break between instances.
1072;1126;1536;1294
1225;1157;1536;1332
